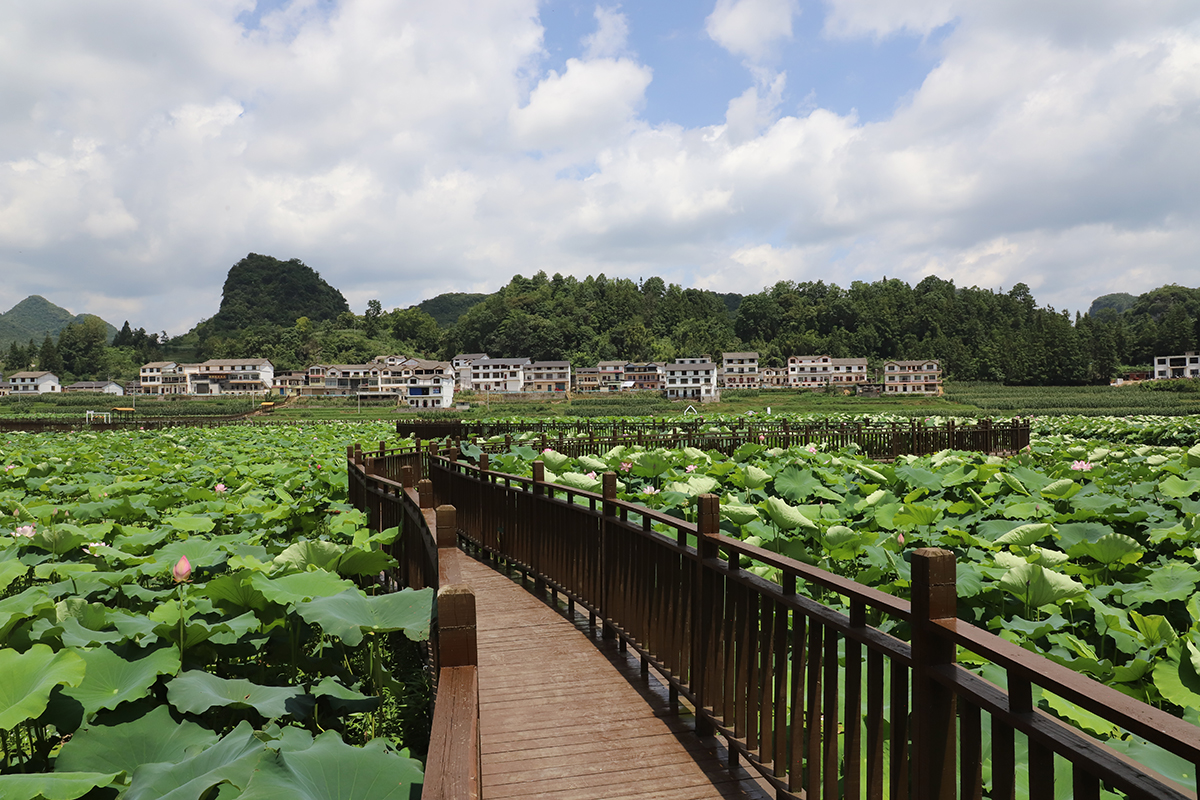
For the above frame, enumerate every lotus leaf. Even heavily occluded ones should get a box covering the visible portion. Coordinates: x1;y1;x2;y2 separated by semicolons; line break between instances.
993;522;1056;547
1039;478;1079;499
56;704;219;775
538;449;571;472
0;643;86;729
294;587;433;647
763;496;817;532
774;466;841;503
249;570;358;606
998;563;1085;608
742;465;770;490
720;502;760;526
63;646;181;717
0;772;123;800
557;472;602;492
167;671;312;719
238;732;423;800
1070;533;1143;566
272;540;343;573
124;721;266;800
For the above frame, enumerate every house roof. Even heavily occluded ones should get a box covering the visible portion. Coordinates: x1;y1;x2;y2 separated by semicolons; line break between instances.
141;361;177;369
474;357;530;366
831;357;868;366
597;361;626;368
723;352;759;359
453;353;488;361
9;371;55;379
199;358;273;367
529;361;571;368
66;381;120;389
885;360;940;368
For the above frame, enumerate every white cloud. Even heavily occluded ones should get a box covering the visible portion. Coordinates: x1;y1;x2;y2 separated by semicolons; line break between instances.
0;0;1197;334
582;5;630;60
706;0;799;62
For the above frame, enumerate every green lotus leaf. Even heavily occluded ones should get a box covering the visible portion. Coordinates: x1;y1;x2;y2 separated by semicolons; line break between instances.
576;455;608;473
537;449;571;472
1187;443;1200;469
720;502;760;526
56;704;219;775
742;465;770;490
994;523;1056;547
0;643;87;729
0;772;123;800
295;587;433;647
632;451;672;479
893;503;941;527
239;731;423;800
310;676;380;715
1152;645;1200;710
1000;472;1030;496
124;721;266;800
0;558;27;593
1129;611;1177;650
1159;474;1200;499
774;466;842;503
331;547;396;577
272;540;344;574
998;563;1085;608
854;463;888;485
166;671;312;719
1040;478;1079;499
201;572;271;614
249;570;358;607
763;496;817;532
556;472;602;492
1141;566;1200;604
63;646;180;717
1070;533;1143;566
159;514;216;534
31;524;90;555
1026;545;1070;567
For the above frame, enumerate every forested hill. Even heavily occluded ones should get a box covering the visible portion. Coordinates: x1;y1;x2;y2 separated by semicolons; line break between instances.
196;253;350;337
0;295;116;349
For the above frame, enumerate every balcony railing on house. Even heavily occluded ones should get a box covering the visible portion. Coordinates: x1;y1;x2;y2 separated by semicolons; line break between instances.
351;433;1198;800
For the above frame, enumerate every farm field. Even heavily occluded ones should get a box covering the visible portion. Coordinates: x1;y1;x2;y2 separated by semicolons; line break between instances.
0;421;429;798
467;416;1200;784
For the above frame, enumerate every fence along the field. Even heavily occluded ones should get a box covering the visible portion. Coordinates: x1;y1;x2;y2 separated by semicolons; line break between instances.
347;443;480;800
399;418;1030;460
352;442;1200;800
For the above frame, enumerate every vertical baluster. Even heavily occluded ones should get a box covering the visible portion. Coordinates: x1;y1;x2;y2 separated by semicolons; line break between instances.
844;603;864;800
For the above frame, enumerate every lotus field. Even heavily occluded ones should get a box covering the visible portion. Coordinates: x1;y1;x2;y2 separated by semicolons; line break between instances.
471;419;1200;784
0;422;431;799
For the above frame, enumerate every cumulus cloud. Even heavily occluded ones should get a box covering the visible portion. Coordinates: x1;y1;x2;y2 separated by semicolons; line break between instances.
0;0;1197;331
706;0;799;62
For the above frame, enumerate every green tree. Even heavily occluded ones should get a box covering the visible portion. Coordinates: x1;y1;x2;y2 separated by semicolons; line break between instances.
38;335;63;374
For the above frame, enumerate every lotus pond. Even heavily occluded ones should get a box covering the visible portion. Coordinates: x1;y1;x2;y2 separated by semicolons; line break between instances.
0;422;430;799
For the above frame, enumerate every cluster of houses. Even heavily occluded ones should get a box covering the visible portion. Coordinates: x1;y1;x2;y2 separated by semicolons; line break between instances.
0;351;950;405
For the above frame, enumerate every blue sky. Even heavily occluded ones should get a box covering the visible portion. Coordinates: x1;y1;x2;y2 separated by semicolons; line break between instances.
0;0;1197;333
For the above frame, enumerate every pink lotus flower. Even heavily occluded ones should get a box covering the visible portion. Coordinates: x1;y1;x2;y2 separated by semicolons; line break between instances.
5;465;13;471
1070;460;1093;471
586;471;597;479
172;555;192;583
84;541;105;555
685;464;697;473
758;434;766;442
543;448;553;454
806;445;817;454
215;483;227;493
12;525;34;539
642;486;660;495
620;461;632;472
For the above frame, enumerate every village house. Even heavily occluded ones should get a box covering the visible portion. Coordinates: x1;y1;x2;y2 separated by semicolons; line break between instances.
597;361;626;392
524;361;572;393
8;371;60;394
470;357;530;392
1153;352;1200;379
574;367;600;392
883;360;942;395
64;380;124;395
139;361;192;395
664;357;719;402
452;353;487;390
191;358;275;395
272;370;309;396
760;366;789;388
373;357;456;408
624;362;665;392
829;357;870;384
788;355;833;387
309;364;377;395
720;352;760;389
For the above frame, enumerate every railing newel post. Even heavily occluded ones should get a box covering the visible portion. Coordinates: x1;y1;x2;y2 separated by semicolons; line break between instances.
911;547;958;800
600;472;618;641
418;478;434;510
693;492;721;737
401;465;415;489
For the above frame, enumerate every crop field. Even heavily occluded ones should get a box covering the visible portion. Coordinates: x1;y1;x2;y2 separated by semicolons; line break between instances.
0;422;429;798
945;382;1200;417
468;416;1200;786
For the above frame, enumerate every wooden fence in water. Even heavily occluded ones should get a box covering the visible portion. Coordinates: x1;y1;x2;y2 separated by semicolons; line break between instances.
351;437;1199;800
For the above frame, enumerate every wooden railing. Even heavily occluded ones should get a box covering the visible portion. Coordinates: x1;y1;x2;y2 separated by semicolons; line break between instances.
347;445;480;800
400;418;1030;460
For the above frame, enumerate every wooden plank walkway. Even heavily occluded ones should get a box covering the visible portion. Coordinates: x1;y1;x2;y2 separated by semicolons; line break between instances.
454;553;775;800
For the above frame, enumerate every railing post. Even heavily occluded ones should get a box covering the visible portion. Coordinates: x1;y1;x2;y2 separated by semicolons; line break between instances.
911;547;958;800
418;479;434;510
600;473;618;641
437;584;477;667
693;493;721;737
401;465;415;489
436;505;457;549
532;461;545;496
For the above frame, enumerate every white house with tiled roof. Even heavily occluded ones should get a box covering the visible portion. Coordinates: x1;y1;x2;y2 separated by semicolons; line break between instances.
470;357;530;392
8;371;60;394
452;353;487;390
721;352;759;388
191;358;274;395
372;357;456;408
664;357;719;402
830;357;870;383
883;360;942;395
524;361;571;392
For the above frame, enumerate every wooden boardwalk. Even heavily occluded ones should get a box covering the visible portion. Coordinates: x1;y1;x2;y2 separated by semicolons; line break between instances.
454;553;775;800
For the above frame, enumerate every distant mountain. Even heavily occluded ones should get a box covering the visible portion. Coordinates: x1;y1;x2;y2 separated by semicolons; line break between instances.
417;292;489;328
1088;292;1136;317
197;253;350;337
0;295;117;349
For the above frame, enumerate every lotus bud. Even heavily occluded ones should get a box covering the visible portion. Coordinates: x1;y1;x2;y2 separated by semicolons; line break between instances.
897;532;905;547
215;483;227;493
172;555;192;583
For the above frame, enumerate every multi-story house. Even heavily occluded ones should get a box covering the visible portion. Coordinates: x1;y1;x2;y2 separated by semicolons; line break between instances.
664;357;719;402
273;371;309;396
829;357;870;383
375;357;456;408
139;361;193;395
8;371;60;394
624;362;665;392
470;357;530;392
883;360;942;395
1153;352;1200;379
524;361;572;392
191;358;275;395
760;366;789;388
574;367;600;392
311;364;377;395
452;353;487;390
788;355;833;387
721;352;760;388
597;361;626;392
